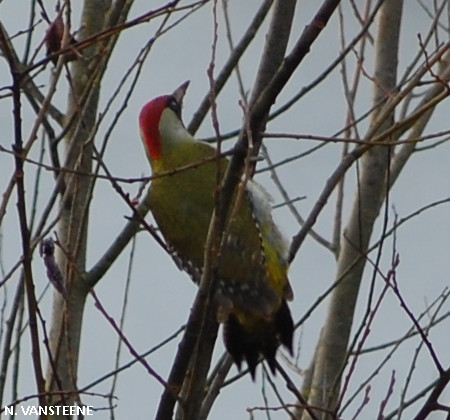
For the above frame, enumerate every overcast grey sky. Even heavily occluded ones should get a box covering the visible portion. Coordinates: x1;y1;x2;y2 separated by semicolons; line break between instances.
1;1;450;419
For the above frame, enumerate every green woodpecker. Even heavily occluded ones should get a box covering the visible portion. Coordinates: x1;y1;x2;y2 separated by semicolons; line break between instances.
139;82;294;377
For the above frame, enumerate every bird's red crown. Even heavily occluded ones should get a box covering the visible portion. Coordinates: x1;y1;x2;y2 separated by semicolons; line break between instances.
139;95;171;161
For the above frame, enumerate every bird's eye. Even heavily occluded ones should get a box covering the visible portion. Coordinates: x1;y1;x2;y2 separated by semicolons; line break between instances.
167;96;181;118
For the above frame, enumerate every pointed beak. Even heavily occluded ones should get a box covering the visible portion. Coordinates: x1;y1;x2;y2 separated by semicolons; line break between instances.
172;81;190;105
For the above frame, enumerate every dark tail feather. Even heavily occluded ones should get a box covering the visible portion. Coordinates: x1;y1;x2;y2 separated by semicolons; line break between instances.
245;345;259;380
276;300;294;355
261;339;277;375
223;315;245;371
223;300;294;379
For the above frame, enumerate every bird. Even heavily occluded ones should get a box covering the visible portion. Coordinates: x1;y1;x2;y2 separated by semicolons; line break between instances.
139;82;294;378
44;13;78;65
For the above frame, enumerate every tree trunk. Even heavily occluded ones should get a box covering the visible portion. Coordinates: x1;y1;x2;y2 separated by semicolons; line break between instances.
301;1;403;418
46;0;111;412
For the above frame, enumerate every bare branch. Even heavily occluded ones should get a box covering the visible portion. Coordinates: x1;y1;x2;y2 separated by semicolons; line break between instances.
187;0;275;134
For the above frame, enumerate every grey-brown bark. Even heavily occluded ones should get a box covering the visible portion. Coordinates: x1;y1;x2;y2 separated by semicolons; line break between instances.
46;1;134;414
301;1;403;418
